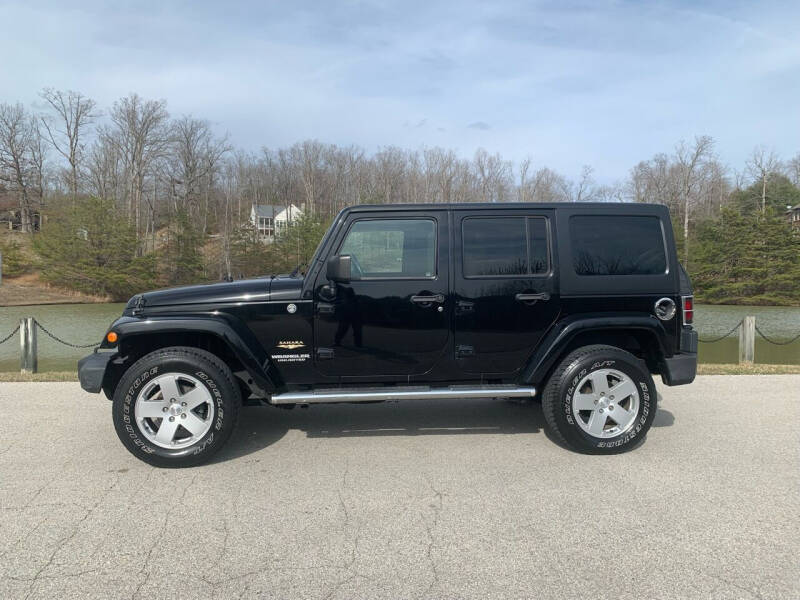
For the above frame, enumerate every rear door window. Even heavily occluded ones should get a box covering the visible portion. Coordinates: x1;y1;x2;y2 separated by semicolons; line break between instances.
462;216;550;277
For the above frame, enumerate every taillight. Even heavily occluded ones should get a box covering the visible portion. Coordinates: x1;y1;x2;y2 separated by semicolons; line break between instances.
682;296;694;325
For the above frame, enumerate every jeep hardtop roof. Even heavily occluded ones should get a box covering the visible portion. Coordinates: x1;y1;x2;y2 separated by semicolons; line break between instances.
340;202;666;214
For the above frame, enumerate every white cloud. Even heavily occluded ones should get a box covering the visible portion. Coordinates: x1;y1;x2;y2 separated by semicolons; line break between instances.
1;0;799;181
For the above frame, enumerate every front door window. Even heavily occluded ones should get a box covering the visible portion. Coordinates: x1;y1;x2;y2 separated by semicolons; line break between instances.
339;219;436;279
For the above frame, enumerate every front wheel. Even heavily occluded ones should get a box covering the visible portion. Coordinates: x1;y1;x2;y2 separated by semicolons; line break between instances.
112;347;241;467
542;345;657;453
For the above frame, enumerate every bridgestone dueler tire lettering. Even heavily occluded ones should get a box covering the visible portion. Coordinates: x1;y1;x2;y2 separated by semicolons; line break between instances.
112;346;241;468
542;344;657;454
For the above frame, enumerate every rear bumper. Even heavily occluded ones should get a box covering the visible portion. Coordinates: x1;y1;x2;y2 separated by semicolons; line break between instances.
77;352;114;393
661;329;698;386
661;352;697;386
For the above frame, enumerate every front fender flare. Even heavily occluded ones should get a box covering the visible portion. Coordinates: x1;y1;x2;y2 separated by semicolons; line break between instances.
520;314;671;385
107;315;277;393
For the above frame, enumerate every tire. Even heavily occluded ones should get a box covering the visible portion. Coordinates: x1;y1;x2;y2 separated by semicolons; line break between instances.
542;344;657;454
112;346;241;468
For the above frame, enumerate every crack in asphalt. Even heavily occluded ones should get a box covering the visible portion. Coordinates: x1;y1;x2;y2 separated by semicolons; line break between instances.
0;482;52;562
320;458;377;600
688;566;767;600
131;472;199;600
22;473;121;599
422;472;444;597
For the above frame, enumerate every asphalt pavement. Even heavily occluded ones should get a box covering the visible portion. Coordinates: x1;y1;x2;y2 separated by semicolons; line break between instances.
0;376;798;599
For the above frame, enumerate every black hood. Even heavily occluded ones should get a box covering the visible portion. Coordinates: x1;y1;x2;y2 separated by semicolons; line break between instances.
126;275;305;310
131;278;271;308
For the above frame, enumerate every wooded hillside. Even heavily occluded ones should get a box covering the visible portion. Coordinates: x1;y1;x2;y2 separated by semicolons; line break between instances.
1;90;799;303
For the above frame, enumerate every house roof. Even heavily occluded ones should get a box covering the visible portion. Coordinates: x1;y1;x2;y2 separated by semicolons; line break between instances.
252;204;302;219
252;205;281;219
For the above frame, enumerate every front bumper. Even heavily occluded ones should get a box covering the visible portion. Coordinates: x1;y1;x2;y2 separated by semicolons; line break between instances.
77;352;114;393
660;329;698;386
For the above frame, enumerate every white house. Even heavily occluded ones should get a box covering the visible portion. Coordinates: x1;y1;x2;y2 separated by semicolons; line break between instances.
250;204;303;240
787;204;800;229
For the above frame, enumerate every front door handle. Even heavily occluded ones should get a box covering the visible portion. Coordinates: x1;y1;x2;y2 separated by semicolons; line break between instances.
515;292;550;303
410;294;445;304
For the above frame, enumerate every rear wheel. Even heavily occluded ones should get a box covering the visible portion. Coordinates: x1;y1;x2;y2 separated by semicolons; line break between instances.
112;347;240;467
542;344;657;453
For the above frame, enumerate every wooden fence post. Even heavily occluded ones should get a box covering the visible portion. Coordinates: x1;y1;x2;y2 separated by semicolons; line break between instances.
20;317;37;374
738;316;755;364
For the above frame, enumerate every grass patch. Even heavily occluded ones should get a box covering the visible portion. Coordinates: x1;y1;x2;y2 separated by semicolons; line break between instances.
0;371;78;382
696;363;800;375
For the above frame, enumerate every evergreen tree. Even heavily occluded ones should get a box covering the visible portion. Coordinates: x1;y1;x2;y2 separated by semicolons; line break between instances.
274;213;330;273
730;174;800;216
32;197;156;300
228;221;275;278
693;207;800;304
161;209;205;286
0;236;29;277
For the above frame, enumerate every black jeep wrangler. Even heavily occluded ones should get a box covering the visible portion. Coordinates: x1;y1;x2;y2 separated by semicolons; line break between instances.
79;203;697;467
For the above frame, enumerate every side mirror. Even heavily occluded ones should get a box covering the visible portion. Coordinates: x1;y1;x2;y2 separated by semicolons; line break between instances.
326;255;352;283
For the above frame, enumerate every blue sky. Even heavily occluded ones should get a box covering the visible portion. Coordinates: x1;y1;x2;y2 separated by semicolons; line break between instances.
2;0;799;182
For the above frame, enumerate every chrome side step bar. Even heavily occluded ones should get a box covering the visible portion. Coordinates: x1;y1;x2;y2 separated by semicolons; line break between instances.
269;384;536;405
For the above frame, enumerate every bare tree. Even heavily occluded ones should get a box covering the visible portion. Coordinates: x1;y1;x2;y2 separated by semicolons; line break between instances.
674;136;715;264
528;167;571;203
165;116;230;227
473;148;512;202
87;128;126;207
107;93;170;239
788;154;800;188
39;88;98;201
517;157;532;202
572;165;597;202
746;146;783;214
374;146;407;204
627;136;720;266
0;103;44;232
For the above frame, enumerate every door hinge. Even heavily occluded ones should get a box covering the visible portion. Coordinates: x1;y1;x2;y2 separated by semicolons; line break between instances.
455;300;475;315
317;347;335;360
317;303;335;314
456;344;475;358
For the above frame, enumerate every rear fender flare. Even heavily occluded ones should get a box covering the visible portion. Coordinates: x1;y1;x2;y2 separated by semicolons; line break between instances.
520;314;670;385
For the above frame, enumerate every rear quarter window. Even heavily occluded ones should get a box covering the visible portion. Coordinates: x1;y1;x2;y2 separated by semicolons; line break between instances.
569;215;667;276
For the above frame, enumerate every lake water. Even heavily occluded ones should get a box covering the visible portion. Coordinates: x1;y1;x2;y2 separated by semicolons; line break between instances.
1;302;799;372
0;303;125;372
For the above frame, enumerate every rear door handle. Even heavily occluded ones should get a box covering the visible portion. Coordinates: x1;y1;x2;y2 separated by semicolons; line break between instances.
410;294;445;304
515;292;550;303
